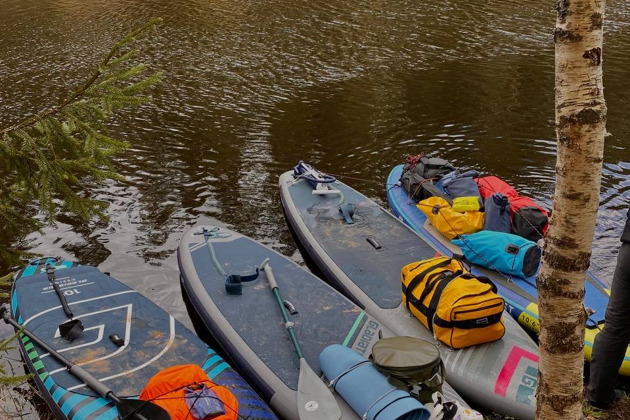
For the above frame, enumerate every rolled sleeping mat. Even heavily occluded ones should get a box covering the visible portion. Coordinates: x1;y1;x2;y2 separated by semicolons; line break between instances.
320;344;430;420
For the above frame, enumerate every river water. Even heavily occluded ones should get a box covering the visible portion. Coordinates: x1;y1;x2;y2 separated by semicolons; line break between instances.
0;0;629;416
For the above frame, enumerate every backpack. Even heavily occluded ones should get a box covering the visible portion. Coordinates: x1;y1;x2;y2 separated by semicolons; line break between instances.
401;257;505;349
370;336;444;404
452;231;542;278
400;155;456;201
445;177;482;203
418;197;484;240
475;176;518;200
422;157;457;180
483;192;512;233
434;170;459;193
510;196;549;242
443;170;481;197
435;170;482;212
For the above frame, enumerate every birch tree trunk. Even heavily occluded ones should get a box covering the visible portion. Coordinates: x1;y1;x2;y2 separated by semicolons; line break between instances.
536;0;607;418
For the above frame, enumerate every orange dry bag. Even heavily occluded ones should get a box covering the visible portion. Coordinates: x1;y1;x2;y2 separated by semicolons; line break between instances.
139;364;238;420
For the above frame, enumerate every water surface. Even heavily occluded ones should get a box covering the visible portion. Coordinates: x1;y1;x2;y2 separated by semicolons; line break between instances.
0;0;628;379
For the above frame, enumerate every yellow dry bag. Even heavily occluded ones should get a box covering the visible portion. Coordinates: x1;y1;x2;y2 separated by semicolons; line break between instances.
418;197;484;240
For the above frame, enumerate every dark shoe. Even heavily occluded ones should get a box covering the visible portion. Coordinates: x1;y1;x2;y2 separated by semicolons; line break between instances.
587;399;611;410
614;388;628;402
587;389;627;410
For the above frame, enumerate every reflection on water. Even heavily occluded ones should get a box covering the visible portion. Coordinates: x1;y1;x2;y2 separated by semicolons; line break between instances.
0;0;628;333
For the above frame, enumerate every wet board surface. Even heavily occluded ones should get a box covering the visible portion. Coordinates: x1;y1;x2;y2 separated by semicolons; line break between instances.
10;258;276;420
280;170;540;420
177;226;467;420
386;164;630;376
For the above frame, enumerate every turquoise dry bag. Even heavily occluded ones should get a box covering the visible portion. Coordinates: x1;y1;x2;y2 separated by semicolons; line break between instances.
452;231;541;278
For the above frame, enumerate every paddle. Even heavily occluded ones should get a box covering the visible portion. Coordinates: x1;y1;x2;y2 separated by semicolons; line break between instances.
0;307;170;420
259;258;342;420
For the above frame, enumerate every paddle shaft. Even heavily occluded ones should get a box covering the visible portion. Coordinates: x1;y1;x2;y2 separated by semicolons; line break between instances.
262;264;304;359
259;259;342;420
5;316;111;396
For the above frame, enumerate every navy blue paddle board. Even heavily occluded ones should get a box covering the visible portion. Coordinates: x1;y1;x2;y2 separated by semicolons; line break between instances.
10;257;276;420
177;225;469;420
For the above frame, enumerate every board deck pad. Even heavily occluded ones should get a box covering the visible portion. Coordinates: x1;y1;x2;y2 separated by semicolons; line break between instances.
280;170;540;420
178;226;468;420
188;235;367;389
385;164;630;375
11;258;276;420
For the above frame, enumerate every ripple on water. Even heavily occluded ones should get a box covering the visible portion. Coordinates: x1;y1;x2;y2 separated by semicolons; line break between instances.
0;0;628;337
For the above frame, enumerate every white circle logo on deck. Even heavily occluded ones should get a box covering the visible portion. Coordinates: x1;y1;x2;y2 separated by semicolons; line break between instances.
305;401;319;411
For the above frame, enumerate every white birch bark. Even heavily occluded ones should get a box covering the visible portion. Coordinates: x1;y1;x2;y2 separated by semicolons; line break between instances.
537;0;606;418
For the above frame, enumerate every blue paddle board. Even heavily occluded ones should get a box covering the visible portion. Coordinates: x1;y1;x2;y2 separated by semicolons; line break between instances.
10;257;276;420
385;164;630;376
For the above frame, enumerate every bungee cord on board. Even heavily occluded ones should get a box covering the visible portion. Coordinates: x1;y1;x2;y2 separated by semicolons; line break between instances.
414;199;538;287
125;380;244;420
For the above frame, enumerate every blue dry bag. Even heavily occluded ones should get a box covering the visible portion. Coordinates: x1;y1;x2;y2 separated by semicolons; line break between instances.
452;231;541;278
320;344;429;420
483;192;512;233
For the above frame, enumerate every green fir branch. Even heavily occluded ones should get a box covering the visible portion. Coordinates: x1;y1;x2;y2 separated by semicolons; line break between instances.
0;334;33;386
0;17;164;390
0;17;163;270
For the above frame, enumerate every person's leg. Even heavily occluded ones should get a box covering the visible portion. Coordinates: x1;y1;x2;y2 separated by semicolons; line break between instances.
587;243;630;407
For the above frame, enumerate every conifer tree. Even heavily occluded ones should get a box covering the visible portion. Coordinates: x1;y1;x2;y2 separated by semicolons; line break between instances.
0;18;163;269
0;18;163;387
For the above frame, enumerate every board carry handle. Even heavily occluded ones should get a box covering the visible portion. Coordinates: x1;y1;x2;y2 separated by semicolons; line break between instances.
1;307;170;420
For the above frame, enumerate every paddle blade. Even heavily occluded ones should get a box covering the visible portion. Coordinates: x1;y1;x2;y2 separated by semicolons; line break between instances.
297;358;341;420
116;398;171;420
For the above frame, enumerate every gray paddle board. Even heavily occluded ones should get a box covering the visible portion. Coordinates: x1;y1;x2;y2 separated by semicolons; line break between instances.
279;170;539;420
178;225;468;420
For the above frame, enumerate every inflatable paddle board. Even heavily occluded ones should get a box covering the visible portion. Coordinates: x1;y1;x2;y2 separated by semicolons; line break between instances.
386;164;630;376
280;167;539;420
178;225;469;420
9;257;276;420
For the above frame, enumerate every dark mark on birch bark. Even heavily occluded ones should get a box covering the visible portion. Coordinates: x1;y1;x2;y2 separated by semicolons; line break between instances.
556;0;569;24
583;47;602;66
554;28;583;43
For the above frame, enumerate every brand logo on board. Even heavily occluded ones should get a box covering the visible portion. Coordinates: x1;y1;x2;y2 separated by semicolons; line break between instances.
353;319;380;355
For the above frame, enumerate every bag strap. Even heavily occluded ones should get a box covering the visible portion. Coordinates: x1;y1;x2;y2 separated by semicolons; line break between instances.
403;259;452;310
434;311;503;329
406;270;444;310
377;359;446;399
457;273;498;294
419;270;461;307
328;360;372;391
371;394;418;420
424;272;461;332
